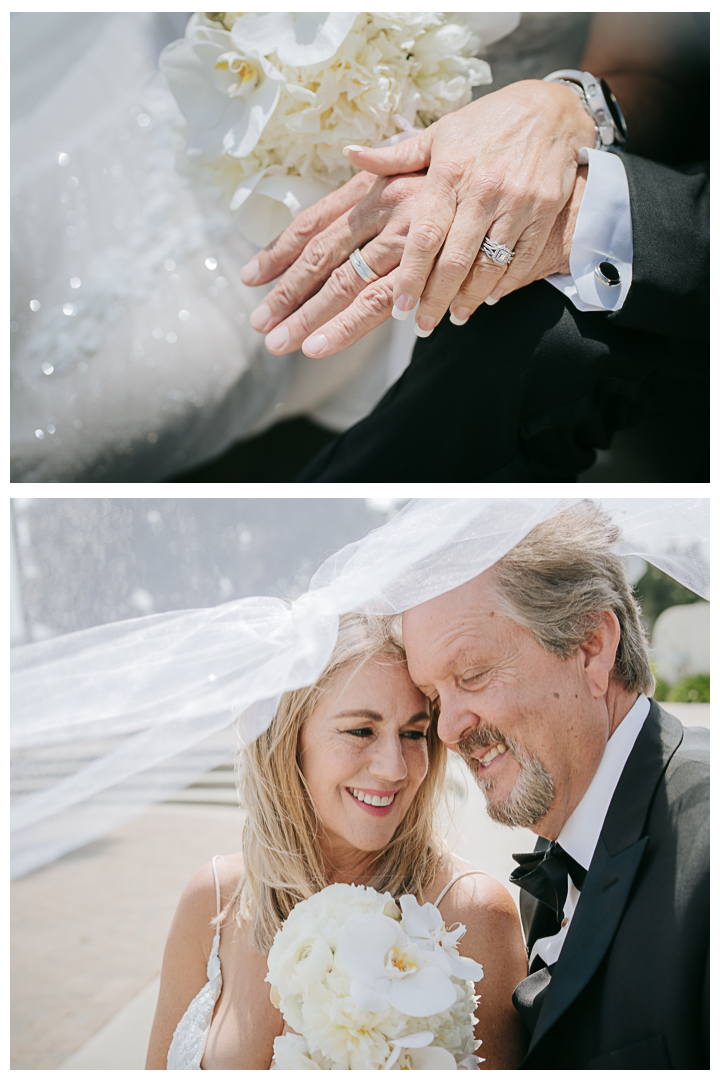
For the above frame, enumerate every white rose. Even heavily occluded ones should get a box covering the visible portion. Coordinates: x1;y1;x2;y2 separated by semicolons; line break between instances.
271;1033;323;1069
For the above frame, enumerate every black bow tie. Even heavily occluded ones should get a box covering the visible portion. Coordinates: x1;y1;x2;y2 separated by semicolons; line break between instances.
510;841;587;923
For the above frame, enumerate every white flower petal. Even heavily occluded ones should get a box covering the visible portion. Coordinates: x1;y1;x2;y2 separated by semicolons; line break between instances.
160;39;229;129
254;173;334;219
446;953;484;982
386;964;457;1018
337;914;405;985
349;978;389;1013
272;1033;323;1069
233;12;359;67
229;169;267;210
405;1045;459;1069
390;1031;435;1049
400;894;443;940
419;947;453;976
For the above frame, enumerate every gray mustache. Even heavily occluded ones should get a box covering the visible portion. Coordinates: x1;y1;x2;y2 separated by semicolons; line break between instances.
457;726;515;761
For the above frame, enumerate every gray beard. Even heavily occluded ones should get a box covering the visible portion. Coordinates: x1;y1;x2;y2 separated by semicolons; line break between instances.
457;726;554;829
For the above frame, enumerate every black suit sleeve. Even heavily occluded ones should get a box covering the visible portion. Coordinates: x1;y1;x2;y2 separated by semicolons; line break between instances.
606;151;709;340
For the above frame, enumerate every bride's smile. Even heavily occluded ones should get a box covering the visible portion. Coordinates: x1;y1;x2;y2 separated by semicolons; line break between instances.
298;658;432;864
346;787;397;813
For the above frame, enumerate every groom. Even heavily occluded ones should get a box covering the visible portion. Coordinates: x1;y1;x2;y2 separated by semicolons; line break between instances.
402;504;709;1069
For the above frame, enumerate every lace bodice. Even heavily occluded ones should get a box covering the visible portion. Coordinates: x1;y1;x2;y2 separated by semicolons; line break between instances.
165;865;484;1070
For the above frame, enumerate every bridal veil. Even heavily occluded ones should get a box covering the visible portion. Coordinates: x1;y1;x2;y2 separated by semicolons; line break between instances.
11;498;709;879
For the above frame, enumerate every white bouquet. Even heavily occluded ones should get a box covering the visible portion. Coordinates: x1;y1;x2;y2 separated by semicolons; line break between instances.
159;12;519;245
265;882;484;1069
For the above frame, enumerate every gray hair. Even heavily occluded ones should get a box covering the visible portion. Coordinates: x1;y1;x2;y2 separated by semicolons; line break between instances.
489;502;654;695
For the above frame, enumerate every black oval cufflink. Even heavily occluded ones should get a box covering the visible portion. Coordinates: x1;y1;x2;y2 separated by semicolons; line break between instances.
594;260;621;287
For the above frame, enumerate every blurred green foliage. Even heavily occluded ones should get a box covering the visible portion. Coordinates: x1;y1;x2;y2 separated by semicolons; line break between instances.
634;563;703;634
638;566;709;702
652;671;671;702
666;673;710;703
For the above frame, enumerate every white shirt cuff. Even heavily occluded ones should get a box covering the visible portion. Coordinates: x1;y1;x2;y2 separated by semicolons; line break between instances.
546;147;633;313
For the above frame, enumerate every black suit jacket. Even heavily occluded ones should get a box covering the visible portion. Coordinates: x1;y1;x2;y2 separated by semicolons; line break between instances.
296;152;709;481
607;152;709;341
516;701;709;1069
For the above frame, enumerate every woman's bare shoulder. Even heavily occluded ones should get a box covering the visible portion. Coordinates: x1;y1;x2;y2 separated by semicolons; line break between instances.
174;853;245;936
145;852;245;1069
437;853;520;926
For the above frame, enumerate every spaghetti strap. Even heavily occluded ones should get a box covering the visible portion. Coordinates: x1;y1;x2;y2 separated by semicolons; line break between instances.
211;855;222;921
434;870;488;908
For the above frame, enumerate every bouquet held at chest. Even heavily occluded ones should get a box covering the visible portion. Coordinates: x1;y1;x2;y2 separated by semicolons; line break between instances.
159;11;516;244
266;882;484;1069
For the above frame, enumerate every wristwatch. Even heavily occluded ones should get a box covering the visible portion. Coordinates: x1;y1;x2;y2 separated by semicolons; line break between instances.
543;69;628;150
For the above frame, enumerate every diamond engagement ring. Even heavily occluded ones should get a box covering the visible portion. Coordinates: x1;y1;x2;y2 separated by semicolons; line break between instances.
481;238;516;266
348;248;378;283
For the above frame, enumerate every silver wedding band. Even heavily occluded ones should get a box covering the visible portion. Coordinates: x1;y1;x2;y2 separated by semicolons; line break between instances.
481;237;516;266
348;247;378;283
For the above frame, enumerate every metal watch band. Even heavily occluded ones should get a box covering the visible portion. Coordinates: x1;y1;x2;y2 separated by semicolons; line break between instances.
553;79;602;150
543;69;628;150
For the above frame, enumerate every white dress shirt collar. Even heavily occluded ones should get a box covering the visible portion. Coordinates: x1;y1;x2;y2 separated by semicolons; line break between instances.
558;694;651;871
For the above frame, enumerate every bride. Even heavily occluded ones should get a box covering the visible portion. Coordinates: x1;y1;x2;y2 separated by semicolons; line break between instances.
145;613;528;1069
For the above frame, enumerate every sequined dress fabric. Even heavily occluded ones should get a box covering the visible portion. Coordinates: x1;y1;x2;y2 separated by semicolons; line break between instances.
10;12;401;481
11;13;588;481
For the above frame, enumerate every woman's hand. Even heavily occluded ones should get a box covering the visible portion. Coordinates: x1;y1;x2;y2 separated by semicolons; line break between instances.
244;172;426;358
342;79;596;331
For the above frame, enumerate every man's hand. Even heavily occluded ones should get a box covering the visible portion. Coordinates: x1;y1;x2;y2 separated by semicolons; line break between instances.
495;166;587;299
342;79;596;331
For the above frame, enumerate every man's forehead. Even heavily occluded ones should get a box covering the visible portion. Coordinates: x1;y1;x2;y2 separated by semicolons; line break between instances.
402;571;500;660
403;571;497;633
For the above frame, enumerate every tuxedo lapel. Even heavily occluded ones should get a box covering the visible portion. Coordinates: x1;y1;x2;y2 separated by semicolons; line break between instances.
523;701;684;1056
527;833;648;1051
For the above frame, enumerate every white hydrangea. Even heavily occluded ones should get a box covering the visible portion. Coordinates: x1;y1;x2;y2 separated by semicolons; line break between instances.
266;882;483;1069
159;11;502;245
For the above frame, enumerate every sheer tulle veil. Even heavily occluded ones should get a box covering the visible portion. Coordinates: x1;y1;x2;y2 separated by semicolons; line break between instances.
11;498;709;879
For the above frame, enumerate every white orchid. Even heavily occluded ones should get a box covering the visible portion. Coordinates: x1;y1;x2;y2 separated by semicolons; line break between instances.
161;11;519;245
337;913;459;1017
159;22;283;163
385;1030;457;1069
266;882;482;1068
399;895;485;983
231;12;359;67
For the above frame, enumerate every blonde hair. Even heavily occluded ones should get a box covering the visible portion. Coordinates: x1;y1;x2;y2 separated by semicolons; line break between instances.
228;612;448;955
492;502;654;694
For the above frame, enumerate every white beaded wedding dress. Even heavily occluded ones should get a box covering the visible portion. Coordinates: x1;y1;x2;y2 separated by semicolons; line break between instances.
11;13;590;482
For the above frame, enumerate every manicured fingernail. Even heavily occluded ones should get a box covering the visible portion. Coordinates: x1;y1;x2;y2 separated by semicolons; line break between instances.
449;308;471;326
485;291;502;306
392;294;415;320
303;332;329;356
342;144;368;156
414;317;435;338
251;303;272;331
265;324;289;352
241;258;260;285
